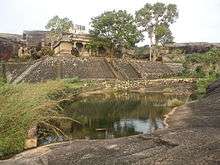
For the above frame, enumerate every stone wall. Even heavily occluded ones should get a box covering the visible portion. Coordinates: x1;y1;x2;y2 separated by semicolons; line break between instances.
111;59;141;80
86;78;196;95
130;60;174;79
5;56;183;83
165;63;184;74
4;61;37;83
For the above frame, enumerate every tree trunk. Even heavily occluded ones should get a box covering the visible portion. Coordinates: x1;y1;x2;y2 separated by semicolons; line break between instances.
149;36;153;61
109;47;114;60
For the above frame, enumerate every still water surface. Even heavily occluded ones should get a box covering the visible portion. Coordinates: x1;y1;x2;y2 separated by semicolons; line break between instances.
39;92;188;145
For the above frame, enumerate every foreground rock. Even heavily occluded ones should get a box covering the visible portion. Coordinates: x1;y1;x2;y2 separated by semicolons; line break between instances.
1;80;220;165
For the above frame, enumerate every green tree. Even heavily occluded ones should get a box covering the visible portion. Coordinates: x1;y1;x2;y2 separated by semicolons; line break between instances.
89;10;143;57
136;3;178;61
45;15;73;40
155;24;173;46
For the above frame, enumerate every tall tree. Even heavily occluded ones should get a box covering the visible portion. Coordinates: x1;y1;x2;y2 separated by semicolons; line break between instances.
45;15;73;41
155;23;173;46
89;10;143;57
136;3;178;61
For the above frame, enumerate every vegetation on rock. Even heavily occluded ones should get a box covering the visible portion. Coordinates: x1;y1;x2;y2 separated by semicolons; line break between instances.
167;98;184;107
182;48;220;96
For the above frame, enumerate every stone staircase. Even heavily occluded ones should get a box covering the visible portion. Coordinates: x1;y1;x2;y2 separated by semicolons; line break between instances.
4;57;178;83
130;60;175;79
12;61;43;84
4;62;34;83
110;59;141;80
103;58;125;80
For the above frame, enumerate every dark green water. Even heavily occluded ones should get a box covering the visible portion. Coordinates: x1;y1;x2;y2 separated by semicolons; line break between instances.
38;92;188;145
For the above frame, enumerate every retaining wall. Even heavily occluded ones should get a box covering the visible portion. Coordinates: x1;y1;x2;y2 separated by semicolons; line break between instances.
3;56;183;83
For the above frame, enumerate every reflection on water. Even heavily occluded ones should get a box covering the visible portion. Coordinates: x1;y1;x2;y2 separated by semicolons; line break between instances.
38;92;188;145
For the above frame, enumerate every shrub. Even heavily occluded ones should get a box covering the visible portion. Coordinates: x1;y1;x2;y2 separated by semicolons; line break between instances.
194;66;206;78
196;73;220;97
167;98;184;107
182;48;220;81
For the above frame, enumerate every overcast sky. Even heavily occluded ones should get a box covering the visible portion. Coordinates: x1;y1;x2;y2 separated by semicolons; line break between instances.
0;0;220;44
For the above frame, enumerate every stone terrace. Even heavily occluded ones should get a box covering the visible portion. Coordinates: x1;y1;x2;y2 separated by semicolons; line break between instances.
130;60;175;79
3;56;183;83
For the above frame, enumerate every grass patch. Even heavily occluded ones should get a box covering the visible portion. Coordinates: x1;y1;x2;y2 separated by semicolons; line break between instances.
0;77;6;88
0;80;83;159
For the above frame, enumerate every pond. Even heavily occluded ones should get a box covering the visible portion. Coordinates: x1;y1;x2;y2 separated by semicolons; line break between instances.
38;92;188;145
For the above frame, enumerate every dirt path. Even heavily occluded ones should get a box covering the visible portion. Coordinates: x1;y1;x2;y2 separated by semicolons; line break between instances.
1;81;220;165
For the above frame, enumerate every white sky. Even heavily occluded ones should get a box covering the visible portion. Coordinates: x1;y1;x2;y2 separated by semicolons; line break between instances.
0;0;220;44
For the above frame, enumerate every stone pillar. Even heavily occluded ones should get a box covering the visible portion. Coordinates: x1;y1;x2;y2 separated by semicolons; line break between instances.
81;43;90;57
73;42;76;48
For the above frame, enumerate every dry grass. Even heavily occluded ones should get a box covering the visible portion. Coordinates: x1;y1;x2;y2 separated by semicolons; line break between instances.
0;80;82;158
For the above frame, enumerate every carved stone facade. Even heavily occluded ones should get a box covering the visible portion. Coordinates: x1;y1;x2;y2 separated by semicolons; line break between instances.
53;34;91;57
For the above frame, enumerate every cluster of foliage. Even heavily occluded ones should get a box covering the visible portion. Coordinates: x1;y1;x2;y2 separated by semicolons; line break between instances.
135;3;178;60
89;10;143;57
196;75;219;97
0;80;82;158
185;48;220;64
45;15;73;40
31;46;54;59
136;3;178;46
45;2;178;59
20;46;55;61
134;46;150;59
183;48;220;78
182;48;220;96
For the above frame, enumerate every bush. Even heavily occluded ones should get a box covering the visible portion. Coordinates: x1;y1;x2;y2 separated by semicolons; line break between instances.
194;66;206;78
196;73;220;97
167;98;184;107
182;48;220;79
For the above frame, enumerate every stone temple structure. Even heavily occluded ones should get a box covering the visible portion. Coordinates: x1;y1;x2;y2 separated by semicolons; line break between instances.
21;29;93;57
53;33;91;57
22;30;50;48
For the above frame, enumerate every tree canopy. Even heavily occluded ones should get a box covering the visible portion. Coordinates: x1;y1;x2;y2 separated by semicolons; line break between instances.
89;10;143;57
136;2;178;60
155;24;173;46
45;15;73;39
